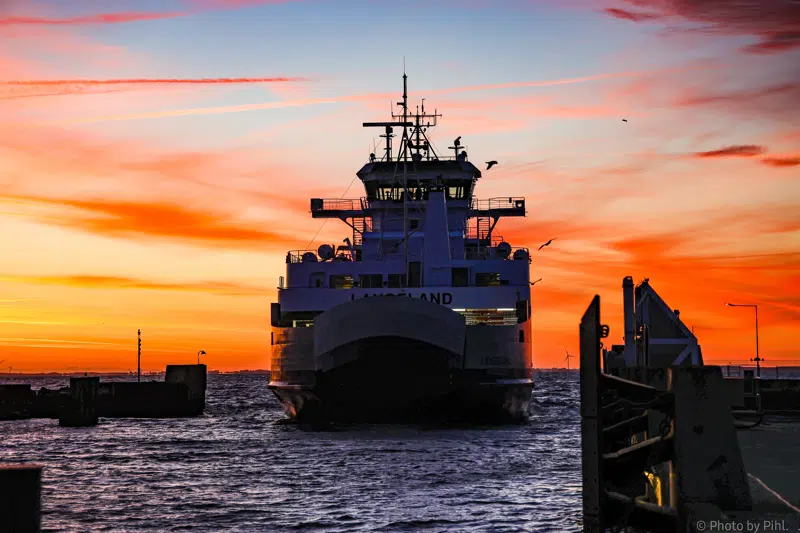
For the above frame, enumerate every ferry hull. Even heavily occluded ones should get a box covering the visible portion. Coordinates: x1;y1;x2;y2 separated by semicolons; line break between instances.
269;296;533;423
270;336;533;423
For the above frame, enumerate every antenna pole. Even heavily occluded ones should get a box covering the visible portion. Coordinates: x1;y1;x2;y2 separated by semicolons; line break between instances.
402;71;410;287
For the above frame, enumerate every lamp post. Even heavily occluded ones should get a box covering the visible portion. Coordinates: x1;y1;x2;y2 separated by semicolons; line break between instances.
725;303;761;378
197;350;206;365
137;329;141;383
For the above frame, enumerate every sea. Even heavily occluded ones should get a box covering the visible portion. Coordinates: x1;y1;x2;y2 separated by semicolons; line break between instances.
1;371;582;532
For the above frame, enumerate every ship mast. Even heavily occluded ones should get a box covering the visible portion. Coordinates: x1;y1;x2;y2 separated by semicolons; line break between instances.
401;72;409;286
363;72;442;267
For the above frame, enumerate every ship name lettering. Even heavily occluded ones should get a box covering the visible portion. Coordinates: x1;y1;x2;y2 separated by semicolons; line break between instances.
357;292;453;304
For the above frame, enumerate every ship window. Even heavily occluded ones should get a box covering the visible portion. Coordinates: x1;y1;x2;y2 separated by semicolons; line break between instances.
409;262;421;288
375;186;404;201
452;267;469;287
310;272;325;288
359;274;383;288
329;274;354;289
388;274;406;288
475;272;501;286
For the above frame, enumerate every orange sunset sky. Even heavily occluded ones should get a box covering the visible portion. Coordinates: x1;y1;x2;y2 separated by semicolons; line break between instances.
0;0;798;372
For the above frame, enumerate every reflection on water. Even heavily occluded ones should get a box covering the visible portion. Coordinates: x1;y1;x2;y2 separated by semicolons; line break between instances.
1;371;582;532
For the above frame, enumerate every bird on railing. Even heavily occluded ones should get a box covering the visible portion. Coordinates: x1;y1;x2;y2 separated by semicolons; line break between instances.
538;238;556;251
486;160;498;170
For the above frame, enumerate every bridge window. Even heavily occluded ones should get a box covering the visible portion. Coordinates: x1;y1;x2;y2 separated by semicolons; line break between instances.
475;272;501;286
452;267;469;287
359;274;383;288
329;274;354;289
388;274;406;288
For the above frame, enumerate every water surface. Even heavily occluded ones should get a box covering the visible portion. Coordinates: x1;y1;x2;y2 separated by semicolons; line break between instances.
1;371;582;532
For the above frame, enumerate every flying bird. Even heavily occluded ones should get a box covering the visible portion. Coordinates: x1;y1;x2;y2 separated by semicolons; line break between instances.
538;238;556;251
622;119;628;122
530;278;542;286
486;160;498;170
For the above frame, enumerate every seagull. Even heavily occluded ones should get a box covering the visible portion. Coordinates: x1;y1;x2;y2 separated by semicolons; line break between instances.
538;238;556;251
530;278;542;286
486;160;498;170
622;119;628;122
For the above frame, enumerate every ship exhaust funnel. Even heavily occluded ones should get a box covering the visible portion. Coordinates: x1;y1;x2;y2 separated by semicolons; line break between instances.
423;191;451;286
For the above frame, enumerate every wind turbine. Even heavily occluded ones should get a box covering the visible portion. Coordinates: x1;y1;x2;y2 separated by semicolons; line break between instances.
564;348;575;370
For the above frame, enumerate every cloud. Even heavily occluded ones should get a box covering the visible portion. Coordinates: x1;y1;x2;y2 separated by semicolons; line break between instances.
0;12;184;25
603;7;659;22
693;145;765;158
0;275;266;295
2;77;306;86
64;69;652;124
676;83;800;109
0;76;309;100
761;155;800;168
601;0;800;55
0;194;302;251
0;0;302;26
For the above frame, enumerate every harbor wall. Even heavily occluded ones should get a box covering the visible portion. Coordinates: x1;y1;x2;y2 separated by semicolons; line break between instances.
0;365;207;422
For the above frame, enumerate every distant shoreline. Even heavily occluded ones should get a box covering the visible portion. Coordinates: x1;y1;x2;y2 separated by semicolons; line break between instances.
0;370;270;378
1;367;798;378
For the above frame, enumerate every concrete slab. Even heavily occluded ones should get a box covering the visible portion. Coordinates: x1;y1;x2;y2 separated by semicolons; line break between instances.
737;417;800;513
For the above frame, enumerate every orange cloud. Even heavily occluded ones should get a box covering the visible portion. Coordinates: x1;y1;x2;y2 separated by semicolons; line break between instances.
694;145;765;158
1;194;302;251
761;155;800;168
0;77;308;101
0;275;266;295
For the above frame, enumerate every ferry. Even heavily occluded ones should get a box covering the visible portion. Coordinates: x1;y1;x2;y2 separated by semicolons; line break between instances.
268;73;534;422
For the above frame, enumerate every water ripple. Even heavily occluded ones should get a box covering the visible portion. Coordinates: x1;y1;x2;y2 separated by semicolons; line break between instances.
1;371;582;532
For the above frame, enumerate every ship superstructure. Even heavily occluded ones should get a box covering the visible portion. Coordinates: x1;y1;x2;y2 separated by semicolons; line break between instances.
269;74;534;422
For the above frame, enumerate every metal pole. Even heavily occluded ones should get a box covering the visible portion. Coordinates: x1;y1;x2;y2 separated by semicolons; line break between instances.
137;329;141;383
754;305;760;378
402;72;409;287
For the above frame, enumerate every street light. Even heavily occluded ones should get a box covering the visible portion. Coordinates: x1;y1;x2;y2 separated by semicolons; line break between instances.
725;303;761;377
197;350;206;365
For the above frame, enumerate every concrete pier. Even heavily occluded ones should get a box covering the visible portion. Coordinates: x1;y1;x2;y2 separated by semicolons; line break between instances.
59;377;99;427
1;365;207;421
0;385;35;420
738;418;800;513
165;364;207;415
0;464;41;533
